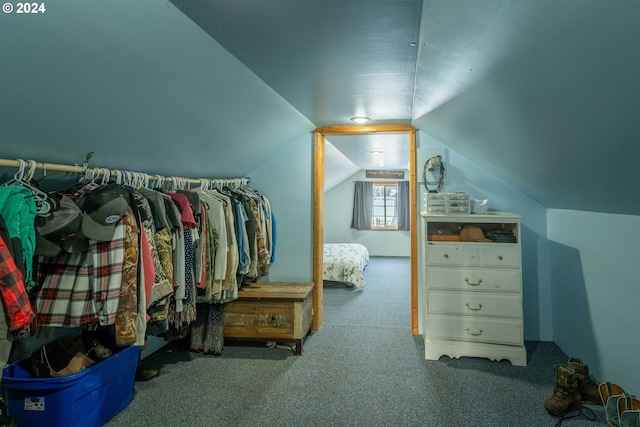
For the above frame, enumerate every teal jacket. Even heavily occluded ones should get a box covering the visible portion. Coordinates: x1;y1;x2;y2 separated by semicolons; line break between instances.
0;185;37;289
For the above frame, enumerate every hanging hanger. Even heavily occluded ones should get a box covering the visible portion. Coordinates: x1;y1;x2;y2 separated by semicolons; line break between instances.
1;159;52;216
141;173;150;189
134;172;142;189
125;171;133;187
81;167;95;183
100;168;110;185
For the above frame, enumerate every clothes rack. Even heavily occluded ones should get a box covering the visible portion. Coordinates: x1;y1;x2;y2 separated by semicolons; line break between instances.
0;158;251;188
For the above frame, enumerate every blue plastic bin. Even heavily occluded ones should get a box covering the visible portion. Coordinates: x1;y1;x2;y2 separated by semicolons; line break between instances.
1;345;140;427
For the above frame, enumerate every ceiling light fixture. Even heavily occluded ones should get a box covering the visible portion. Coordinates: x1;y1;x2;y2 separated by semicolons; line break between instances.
350;116;371;124
370;150;383;154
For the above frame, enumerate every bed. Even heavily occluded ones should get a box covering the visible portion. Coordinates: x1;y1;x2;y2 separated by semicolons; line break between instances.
323;243;369;289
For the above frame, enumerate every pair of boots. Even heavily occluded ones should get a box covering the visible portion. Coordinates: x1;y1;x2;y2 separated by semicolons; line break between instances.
544;357;601;418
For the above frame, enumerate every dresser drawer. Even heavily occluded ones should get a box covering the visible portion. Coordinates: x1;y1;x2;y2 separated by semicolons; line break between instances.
426;267;521;292
427;243;519;268
479;245;521;268
426;315;523;346
427;291;522;318
426;243;465;265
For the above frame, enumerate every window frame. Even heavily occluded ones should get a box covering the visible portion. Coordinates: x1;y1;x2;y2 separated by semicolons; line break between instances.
371;181;399;230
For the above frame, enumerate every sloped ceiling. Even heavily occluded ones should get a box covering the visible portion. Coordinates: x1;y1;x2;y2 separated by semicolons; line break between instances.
170;0;423;127
1;0;639;215
324;142;359;193
413;0;640;215
0;0;314;179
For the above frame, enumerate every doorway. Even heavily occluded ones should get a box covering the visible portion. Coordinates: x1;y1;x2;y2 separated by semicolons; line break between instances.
312;125;419;335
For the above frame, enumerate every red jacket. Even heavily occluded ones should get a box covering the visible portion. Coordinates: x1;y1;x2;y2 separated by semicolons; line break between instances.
0;235;35;332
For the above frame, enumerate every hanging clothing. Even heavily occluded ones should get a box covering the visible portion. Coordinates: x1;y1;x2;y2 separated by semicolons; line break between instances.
1;174;276;360
190;302;223;355
36;217;126;328
196;190;227;300
114;207;139;346
132;192;172;307
0;186;37;290
0;234;35;333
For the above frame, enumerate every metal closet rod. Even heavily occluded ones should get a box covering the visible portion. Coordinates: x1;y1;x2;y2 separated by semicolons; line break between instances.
0;158;250;186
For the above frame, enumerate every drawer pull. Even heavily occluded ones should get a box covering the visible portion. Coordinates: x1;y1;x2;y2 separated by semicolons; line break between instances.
498;255;504;260
465;327;483;336
465;303;483;311
444;254;449;259
464;278;483;286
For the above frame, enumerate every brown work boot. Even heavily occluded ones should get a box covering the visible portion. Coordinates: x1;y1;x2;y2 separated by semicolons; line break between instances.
568;357;602;405
135;361;158;382
544;365;582;417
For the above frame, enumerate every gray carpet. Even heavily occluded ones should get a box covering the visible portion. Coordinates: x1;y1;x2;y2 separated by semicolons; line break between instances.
107;257;606;426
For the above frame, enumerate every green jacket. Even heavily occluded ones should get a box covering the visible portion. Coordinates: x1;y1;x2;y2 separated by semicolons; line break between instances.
0;185;37;289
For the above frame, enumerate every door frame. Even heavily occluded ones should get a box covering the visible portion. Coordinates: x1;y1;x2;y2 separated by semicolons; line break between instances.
312;125;419;335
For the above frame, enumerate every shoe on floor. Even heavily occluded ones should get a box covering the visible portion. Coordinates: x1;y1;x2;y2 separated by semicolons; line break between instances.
135;366;158;382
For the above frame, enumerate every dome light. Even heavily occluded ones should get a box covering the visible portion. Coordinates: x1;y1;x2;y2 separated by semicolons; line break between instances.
350;116;371;124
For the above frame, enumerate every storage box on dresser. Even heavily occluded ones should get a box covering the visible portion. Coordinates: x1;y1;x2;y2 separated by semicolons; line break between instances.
421;211;526;366
223;282;314;355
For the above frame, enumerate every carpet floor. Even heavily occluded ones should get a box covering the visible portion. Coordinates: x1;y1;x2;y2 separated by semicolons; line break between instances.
106;256;606;426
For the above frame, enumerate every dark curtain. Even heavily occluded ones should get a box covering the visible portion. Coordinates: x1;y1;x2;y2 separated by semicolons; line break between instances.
397;180;410;231
351;181;373;230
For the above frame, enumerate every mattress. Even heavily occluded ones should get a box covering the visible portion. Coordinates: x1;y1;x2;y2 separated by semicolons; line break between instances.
322;243;369;289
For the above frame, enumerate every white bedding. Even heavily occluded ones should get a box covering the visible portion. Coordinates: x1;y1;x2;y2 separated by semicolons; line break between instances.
323;243;370;289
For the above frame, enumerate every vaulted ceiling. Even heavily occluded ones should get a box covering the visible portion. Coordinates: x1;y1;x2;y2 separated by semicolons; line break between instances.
1;0;639;214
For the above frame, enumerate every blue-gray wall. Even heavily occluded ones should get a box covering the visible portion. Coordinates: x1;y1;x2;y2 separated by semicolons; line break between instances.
249;135;314;283
548;209;640;392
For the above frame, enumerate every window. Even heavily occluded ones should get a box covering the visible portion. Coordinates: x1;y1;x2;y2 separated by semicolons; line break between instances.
351;180;409;231
372;182;398;229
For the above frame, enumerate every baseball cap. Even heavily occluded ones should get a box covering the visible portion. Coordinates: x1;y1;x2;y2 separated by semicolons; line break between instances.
80;184;130;241
34;194;87;256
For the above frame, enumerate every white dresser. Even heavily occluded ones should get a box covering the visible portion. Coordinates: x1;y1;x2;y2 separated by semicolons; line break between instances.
421;211;526;366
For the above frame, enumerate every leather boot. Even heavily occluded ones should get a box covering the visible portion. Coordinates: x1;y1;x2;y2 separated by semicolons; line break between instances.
567;357;602;405
544;365;582;417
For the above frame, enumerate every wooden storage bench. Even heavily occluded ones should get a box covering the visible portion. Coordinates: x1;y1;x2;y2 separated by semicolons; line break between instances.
223;282;314;355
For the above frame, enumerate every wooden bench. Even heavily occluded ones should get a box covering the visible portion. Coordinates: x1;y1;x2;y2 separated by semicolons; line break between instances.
223;282;314;355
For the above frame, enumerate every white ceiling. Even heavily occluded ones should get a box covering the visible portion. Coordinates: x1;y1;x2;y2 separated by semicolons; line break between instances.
323;133;410;192
327;134;410;171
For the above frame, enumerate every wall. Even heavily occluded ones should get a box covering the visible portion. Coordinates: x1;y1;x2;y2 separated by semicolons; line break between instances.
249;134;313;282
323;170;411;257
416;131;550;341
548;209;640;393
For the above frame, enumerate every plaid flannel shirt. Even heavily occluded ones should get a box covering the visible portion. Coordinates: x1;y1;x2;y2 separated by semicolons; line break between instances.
0;234;35;332
36;217;126;327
